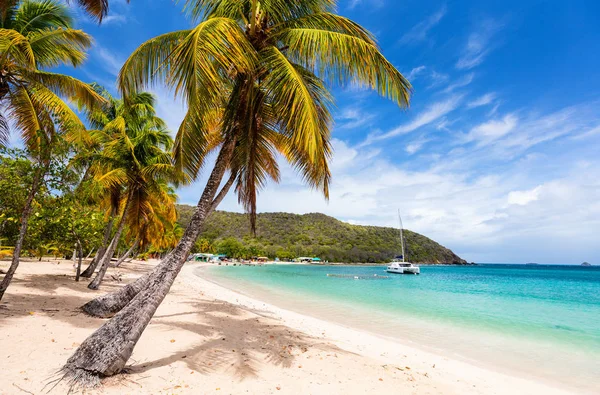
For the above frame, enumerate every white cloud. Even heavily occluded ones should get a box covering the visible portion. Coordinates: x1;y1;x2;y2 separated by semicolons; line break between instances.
427;70;450;89
149;85;187;135
406;65;426;81
335;107;376;130
405;136;430;155
571;125;600;140
93;45;124;76
102;14;127;25
466;114;518;145
399;5;447;45
361;95;462;145
467;92;497;108
507;186;541;206
442;73;475;93
348;0;384;10
456;19;504;70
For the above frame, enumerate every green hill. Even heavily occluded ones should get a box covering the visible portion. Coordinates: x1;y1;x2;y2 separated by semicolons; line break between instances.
177;205;467;264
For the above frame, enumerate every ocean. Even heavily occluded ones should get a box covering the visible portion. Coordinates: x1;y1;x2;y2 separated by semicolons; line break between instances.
200;264;600;391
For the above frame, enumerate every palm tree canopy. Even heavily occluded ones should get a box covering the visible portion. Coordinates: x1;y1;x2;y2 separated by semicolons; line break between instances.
119;0;412;231
79;87;183;242
0;0;104;152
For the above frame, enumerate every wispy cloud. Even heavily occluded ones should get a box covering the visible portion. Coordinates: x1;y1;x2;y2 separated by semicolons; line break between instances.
571;125;600;140
102;13;127;25
405;65;426;82
456;18;504;70
442;73;475;93
427;70;450;89
507;186;541;206
466;114;518;146
405;136;431;155
463;103;600;156
335;107;376;130
360;95;462;146
93;45;124;75
348;0;384;10
399;5;447;45
467;92;497;108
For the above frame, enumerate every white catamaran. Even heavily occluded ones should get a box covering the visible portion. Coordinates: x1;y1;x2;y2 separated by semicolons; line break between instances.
386;211;420;275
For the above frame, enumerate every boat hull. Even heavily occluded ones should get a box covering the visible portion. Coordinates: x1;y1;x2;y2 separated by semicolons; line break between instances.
386;267;420;275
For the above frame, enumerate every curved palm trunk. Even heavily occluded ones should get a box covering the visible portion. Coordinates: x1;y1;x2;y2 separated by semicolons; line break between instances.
88;194;133;290
0;167;44;301
80;215;115;278
81;171;236;318
63;138;235;385
113;237;140;268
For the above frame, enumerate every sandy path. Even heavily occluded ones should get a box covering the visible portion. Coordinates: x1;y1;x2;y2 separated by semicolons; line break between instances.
0;259;578;394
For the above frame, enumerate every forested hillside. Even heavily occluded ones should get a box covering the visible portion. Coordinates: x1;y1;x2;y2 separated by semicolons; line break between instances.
177;205;466;264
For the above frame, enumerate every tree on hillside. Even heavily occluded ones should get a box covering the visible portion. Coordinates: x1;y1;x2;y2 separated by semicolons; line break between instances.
62;0;411;385
0;0;103;300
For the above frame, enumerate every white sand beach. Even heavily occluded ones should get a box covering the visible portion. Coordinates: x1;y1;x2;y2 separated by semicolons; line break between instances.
0;259;580;394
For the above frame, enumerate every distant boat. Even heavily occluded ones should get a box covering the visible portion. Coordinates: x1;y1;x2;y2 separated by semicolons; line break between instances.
386;211;420;275
525;262;539;265
581;262;592;266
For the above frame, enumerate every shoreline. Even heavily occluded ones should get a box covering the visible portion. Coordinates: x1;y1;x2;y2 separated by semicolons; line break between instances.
185;263;583;395
0;259;588;394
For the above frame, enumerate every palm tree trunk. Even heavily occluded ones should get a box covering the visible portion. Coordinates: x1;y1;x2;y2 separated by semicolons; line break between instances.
113;237;140;268
86;249;95;259
63;137;236;384
88;194;133;290
0;167;44;301
80;214;115;278
210;171;235;212
81;171;236;318
75;240;83;282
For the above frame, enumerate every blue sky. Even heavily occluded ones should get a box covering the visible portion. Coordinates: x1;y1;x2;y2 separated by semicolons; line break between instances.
43;0;600;263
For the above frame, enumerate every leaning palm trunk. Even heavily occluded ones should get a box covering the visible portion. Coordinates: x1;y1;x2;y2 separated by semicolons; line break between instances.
113;237;140;268
80;215;115;278
0;167;44;301
81;172;236;318
88;195;133;290
75;240;84;282
62;140;235;384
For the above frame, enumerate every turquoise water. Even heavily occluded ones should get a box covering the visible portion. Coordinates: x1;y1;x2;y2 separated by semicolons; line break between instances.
201;264;600;390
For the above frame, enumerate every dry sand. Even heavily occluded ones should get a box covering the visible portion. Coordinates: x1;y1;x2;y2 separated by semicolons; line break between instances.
0;259;578;394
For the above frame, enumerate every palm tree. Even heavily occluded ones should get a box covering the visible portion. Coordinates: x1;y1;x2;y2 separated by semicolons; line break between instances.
75;87;166;278
83;92;179;289
63;0;411;385
0;0;103;301
114;182;179;267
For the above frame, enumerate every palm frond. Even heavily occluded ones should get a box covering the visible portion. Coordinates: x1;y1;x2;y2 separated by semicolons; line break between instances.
118;30;191;97
272;12;376;45
261;46;331;164
72;0;113;23
25;70;106;110
274;28;412;108
0;28;35;68
0;113;9;147
28;27;91;67
13;0;72;34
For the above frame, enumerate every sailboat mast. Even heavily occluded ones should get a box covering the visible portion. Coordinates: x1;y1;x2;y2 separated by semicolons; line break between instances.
398;210;405;263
